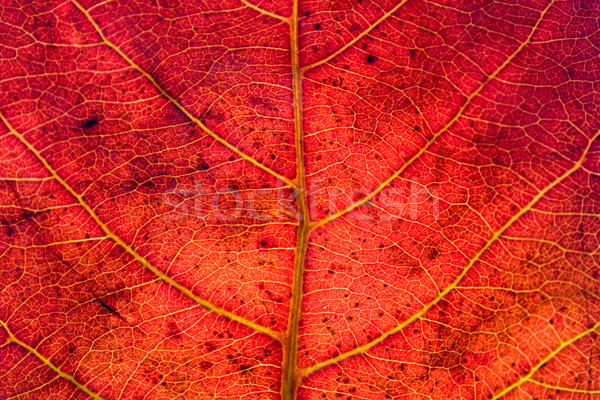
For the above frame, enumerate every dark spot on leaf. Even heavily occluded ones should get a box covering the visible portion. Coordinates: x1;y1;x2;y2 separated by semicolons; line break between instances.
83;119;99;128
366;55;378;64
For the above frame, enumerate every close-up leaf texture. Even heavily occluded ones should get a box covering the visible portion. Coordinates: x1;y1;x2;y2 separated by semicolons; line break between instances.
0;0;599;399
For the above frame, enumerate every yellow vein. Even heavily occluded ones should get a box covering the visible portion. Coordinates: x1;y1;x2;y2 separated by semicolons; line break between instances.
281;0;310;398
300;128;600;377
0;111;281;341
241;0;291;22
309;0;556;231
527;379;600;394
300;0;410;72
492;320;600;399
0;319;105;400
71;0;295;188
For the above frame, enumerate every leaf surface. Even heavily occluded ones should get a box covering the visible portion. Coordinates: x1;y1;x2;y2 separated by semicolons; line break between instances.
0;0;599;399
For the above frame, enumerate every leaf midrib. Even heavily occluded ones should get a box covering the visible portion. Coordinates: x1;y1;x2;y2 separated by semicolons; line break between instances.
281;1;309;399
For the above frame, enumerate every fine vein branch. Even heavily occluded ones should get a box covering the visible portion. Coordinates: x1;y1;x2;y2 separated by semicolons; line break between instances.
241;0;290;22
0;111;281;341
71;0;295;188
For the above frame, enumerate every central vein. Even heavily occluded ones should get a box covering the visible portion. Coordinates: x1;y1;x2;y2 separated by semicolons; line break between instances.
282;0;309;398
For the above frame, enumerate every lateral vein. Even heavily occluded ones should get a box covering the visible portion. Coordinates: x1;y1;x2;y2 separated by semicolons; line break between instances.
300;0;410;72
309;0;556;231
492;320;600;399
300;128;599;377
71;0;295;188
526;379;600;395
0;319;105;400
0;111;282;341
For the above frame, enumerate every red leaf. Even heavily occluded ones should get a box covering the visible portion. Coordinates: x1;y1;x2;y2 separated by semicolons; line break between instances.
1;0;599;399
